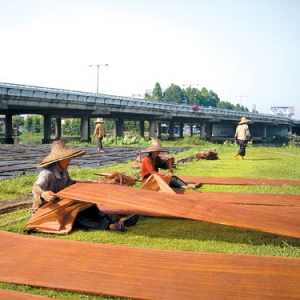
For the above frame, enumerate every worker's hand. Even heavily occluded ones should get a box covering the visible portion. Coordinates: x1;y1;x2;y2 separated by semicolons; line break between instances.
41;191;57;202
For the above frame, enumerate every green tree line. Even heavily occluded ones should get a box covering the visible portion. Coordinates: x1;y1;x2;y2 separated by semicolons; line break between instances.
145;82;252;112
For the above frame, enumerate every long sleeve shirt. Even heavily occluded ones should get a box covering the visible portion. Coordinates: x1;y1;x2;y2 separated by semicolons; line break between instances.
31;164;75;212
141;155;169;182
94;123;106;138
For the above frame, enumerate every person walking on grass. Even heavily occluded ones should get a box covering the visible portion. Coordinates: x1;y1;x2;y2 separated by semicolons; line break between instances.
93;118;106;152
234;117;253;160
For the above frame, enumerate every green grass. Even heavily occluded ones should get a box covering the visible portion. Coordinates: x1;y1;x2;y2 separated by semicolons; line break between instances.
1;143;300;299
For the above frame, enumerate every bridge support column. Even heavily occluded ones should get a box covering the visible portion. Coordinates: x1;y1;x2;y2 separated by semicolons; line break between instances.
149;120;156;139
263;125;267;139
42;115;52;144
157;122;162;139
115;119;124;137
205;123;212;140
189;124;193;137
179;122;184;138
168;121;174;140
139;120;145;137
5;113;13;144
80;116;90;142
55;118;62;140
200;123;206;139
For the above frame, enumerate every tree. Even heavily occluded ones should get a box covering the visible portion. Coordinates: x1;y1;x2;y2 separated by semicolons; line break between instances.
24;115;43;133
12;116;24;127
152;82;163;102
163;84;183;104
208;90;220;107
217;101;235;110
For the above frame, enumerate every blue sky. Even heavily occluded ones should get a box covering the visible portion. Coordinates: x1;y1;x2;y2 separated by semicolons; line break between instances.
0;0;299;118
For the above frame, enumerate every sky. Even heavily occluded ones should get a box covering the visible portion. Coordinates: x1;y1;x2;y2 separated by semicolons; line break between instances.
0;0;300;118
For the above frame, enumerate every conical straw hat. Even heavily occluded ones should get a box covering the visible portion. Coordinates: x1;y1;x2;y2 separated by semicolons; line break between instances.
238;117;251;124
39;140;86;168
95;118;104;123
141;139;168;153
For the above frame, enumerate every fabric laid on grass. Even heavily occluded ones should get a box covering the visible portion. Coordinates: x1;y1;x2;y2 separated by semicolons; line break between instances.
180;175;300;186
1;231;300;300
176;190;300;206
25;199;95;235
140;174;175;193
57;182;300;239
0;288;60;300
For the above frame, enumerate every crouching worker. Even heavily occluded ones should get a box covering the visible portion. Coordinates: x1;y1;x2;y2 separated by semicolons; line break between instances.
28;140;138;233
141;139;202;189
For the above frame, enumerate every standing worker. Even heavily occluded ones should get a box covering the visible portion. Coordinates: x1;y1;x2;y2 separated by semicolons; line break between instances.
93;118;106;152
234;117;253;160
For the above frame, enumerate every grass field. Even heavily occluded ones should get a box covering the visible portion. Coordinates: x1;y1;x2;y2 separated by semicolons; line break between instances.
0;142;300;299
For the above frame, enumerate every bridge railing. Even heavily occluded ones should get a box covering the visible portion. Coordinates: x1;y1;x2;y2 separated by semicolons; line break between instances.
0;81;297;124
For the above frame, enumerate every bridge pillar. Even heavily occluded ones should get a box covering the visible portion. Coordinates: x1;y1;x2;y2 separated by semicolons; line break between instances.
42;114;52;144
139;120;145;137
5;113;13;144
80;116;90;142
115;118;124;137
189;124;193;137
179;122;184;138
157;122;162;139
149;120;156;139
55;118;62;140
168;121;174;140
205;123;212;140
200;123;206;139
263;125;267;138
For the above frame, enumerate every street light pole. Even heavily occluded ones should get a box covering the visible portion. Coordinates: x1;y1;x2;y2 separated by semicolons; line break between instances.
235;95;248;106
89;64;108;94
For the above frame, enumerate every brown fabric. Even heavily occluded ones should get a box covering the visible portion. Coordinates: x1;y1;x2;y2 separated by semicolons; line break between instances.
141;174;175;193
1;230;300;300
0;289;59;300
196;151;218;160
179;175;300;186
99;171;136;186
57;182;300;238
25;199;95;235
176;190;300;206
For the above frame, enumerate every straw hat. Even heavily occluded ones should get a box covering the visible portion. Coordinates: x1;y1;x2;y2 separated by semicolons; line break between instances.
141;139;168;153
238;117;251;124
39;140;86;168
95;118;104;123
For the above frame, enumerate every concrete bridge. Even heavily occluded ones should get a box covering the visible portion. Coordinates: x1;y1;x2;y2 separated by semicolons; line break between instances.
0;82;299;143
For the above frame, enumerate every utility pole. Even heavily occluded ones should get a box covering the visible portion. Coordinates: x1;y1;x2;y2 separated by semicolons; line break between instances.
235;95;248;106
89;64;108;94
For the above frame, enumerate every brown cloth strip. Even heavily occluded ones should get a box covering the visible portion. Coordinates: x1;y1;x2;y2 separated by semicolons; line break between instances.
57;183;300;238
1;231;300;300
176;191;300;206
180;175;300;185
0;288;60;300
